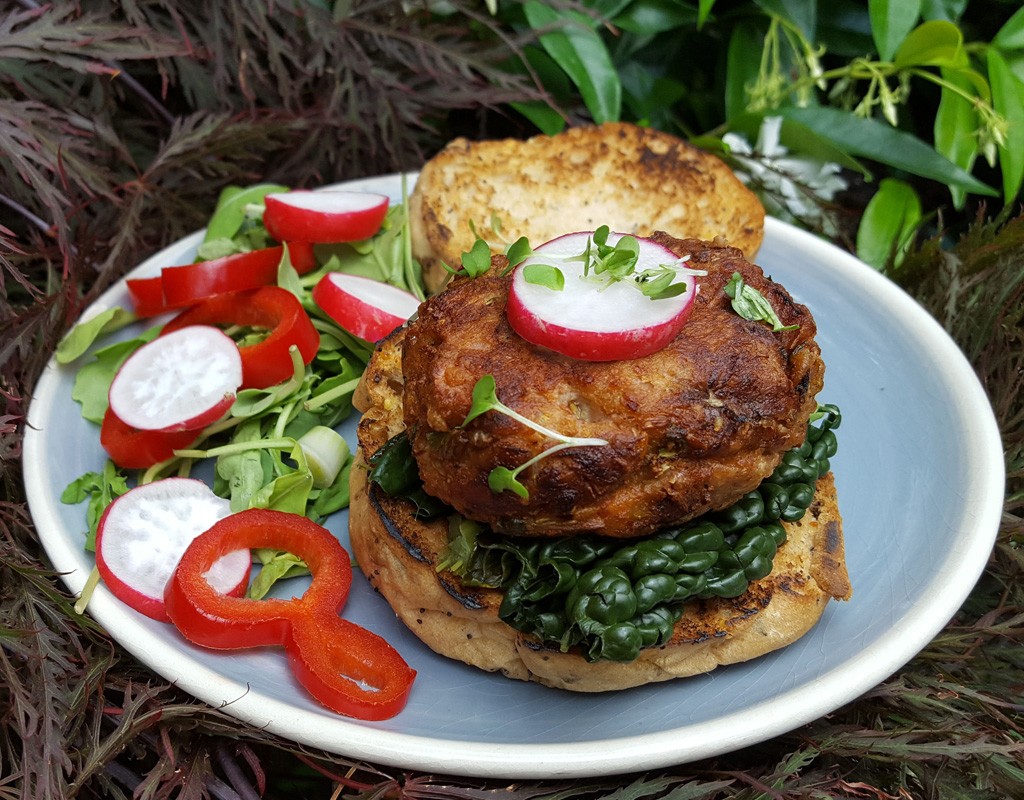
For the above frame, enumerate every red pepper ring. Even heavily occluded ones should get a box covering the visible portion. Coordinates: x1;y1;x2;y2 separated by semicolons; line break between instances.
161;285;320;389
164;508;416;720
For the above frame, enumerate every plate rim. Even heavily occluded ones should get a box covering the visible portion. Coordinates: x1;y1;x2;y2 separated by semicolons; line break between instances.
22;173;1005;778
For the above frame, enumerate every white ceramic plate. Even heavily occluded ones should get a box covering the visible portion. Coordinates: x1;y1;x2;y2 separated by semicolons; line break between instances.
24;174;1004;779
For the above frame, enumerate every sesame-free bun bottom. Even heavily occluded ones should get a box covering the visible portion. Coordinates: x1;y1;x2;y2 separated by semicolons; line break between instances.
349;330;851;693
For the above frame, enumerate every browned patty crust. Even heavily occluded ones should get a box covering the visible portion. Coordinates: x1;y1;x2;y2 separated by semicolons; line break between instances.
400;233;824;539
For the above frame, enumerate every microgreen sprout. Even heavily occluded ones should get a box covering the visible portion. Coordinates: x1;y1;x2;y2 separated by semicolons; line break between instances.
445;231;536;279
521;226;702;300
448;225;703;300
724;272;799;332
461;375;608;499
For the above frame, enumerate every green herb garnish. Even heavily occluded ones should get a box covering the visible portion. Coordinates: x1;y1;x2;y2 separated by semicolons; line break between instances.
522;262;565;291
724;271;799;332
461;375;608;499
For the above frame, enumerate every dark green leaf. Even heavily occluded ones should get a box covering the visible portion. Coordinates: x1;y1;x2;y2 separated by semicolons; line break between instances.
987;48;1024;203
817;0;875;57
611;0;698;35
778;106;997;195
725;21;766;120
869;0;922;60
856;178;923;269
727;112;870;176
524;1;622;123
993;5;1024;50
510;101;567;135
753;0;816;40
894;20;965;68
367;433;420;496
698;0;717;29
921;0;968;23
934;68;980;208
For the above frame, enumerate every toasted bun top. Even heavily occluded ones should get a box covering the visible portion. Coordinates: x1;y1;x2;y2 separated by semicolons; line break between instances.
409;122;765;292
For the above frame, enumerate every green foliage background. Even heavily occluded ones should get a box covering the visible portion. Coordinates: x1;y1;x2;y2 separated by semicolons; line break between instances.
1;1;1022;798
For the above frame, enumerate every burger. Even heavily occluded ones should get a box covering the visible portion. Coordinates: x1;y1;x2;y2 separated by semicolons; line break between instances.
348;221;851;692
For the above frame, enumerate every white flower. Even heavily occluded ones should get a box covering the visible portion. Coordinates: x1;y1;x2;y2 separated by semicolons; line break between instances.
723;116;847;233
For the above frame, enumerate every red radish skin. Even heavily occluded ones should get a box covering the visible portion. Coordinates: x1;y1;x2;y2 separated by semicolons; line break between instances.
507;232;698;361
95;478;250;622
108;325;243;432
312;273;420;342
263;191;389;244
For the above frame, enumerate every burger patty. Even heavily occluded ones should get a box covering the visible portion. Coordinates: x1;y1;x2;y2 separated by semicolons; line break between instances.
400;233;824;539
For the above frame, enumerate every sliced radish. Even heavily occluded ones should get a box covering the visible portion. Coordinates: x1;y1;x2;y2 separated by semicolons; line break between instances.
95;478;250;622
312;273;420;342
506;232;698;361
263;191;389;244
108;325;243;432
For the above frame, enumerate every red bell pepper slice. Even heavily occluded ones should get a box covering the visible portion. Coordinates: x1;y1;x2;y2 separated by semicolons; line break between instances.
285;240;317;275
160;286;320;389
164;508;416;720
99;407;201;469
161;247;285;308
125;276;183;318
128;242;315;317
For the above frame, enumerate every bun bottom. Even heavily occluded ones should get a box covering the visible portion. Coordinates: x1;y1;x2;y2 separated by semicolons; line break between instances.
349;326;851;692
349;460;851;693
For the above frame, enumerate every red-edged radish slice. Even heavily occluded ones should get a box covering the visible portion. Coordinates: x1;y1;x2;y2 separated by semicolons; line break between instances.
506;232;698;361
263;191;389;244
95;478;250;622
312;273;420;342
108;325;242;432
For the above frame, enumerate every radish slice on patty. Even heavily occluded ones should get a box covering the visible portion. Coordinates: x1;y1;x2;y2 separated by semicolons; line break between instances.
107;325;243;432
312;272;420;342
506;231;699;361
95;478;250;622
263;191;389;244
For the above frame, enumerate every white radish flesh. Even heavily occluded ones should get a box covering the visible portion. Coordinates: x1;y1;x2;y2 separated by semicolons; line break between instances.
263;191;389;243
506;232;698;361
312;272;420;342
95;478;250;622
108;325;243;431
